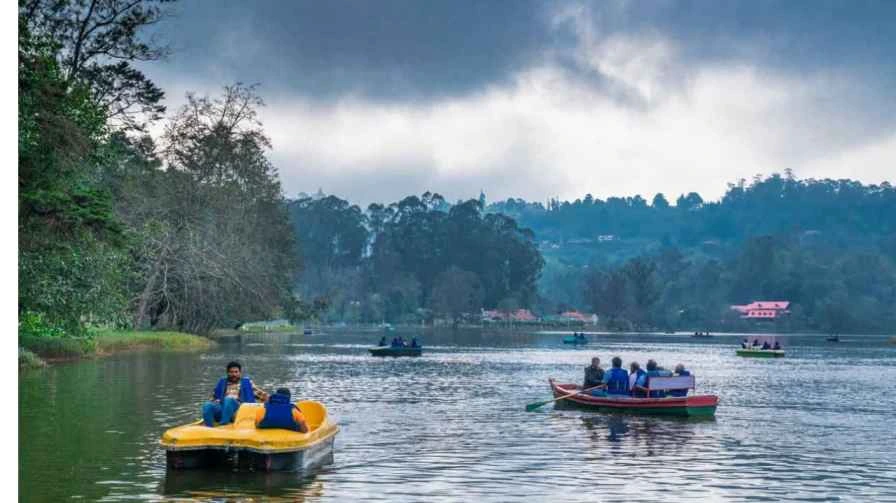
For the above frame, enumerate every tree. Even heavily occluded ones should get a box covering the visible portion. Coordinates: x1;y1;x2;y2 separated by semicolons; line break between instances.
430;267;483;327
21;0;171;130
129;84;298;333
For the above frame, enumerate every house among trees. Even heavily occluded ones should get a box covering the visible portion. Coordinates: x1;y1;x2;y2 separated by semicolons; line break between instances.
730;301;791;320
481;308;538;323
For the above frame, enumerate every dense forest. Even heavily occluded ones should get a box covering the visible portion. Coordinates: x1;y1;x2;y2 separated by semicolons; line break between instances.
293;175;896;334
19;0;297;343
288;193;543;325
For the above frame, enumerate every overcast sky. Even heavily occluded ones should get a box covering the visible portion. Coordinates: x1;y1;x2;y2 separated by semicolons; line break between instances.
141;0;896;207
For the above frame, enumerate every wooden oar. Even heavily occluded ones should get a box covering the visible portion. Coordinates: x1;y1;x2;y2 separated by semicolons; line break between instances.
525;384;603;412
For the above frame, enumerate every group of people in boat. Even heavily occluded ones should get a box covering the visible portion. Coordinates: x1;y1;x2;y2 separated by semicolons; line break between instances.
583;356;691;398
378;335;421;348
741;338;782;350
571;332;587;341
201;361;308;432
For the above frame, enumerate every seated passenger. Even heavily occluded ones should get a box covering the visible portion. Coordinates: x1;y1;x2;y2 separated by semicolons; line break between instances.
410;337;420;348
601;356;630;395
773;341;781;350
741;338;748;349
629;362;647;396
255;388;309;433
669;363;691;397
391;337;401;347
584;357;604;390
761;341;771;349
378;336;387;346
644;359;671;398
202;361;268;427
752;339;760;347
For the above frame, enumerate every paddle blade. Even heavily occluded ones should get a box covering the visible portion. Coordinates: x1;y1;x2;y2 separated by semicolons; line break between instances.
525;400;550;412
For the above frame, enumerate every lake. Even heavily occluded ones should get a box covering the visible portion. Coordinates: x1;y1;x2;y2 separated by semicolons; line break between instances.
19;330;896;501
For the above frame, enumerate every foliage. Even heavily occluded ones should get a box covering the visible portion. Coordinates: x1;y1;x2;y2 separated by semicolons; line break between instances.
19;2;296;344
429;266;483;326
21;0;171;131
289;193;544;323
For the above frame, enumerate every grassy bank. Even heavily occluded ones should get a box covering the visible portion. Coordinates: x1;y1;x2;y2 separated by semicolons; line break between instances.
19;329;213;368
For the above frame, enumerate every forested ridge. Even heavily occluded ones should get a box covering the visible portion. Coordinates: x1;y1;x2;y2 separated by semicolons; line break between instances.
294;174;896;334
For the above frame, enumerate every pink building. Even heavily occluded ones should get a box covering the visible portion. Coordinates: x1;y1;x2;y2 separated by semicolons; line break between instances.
730;301;791;320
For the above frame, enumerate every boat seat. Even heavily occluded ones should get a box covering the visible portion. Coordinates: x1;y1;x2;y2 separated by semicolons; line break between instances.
230;400;328;432
637;375;695;395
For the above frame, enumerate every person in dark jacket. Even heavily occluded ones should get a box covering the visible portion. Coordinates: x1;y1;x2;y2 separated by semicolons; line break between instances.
584;357;604;388
669;363;691;397
202;361;268;427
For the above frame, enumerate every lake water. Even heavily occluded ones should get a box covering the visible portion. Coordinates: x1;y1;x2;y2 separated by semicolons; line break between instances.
19;330;896;502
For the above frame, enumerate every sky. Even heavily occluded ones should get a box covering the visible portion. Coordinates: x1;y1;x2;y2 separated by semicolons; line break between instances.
141;0;896;207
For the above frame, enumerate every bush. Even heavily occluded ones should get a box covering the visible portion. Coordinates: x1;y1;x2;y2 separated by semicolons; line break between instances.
18;348;46;370
19;311;95;358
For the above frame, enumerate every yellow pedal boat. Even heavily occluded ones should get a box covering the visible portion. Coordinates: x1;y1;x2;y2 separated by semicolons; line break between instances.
160;400;338;472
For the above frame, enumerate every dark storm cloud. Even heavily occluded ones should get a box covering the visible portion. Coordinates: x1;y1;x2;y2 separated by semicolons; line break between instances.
141;1;896;206
154;0;553;102
151;0;896;104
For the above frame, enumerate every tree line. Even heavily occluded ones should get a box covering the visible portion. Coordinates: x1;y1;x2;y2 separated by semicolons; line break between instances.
19;0;297;339
287;193;544;325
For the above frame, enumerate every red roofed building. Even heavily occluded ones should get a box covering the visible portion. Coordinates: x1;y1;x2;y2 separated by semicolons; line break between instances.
481;308;538;323
560;310;589;323
730;301;791;319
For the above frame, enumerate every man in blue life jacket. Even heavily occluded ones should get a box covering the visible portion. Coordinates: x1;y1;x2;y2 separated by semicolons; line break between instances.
378;336;387;346
668;363;691;397
202;361;269;427
600;356;630;395
643;359;673;398
255;388;309;433
629;361;648;395
410;337;420;348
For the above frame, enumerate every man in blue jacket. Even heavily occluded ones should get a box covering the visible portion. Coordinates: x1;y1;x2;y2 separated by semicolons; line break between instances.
202;361;269;427
601;356;630;395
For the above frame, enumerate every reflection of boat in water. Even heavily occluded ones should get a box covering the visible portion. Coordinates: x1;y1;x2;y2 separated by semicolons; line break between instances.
368;346;422;357
162;470;326;500
548;379;718;417
160;401;338;472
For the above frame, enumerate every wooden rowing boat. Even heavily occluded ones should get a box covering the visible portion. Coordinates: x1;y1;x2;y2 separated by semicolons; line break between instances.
548;379;718;417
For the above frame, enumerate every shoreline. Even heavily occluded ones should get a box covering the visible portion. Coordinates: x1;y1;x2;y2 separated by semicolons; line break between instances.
19;329;214;370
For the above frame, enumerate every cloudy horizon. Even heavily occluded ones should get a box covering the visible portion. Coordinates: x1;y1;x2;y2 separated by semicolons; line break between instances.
140;0;896;207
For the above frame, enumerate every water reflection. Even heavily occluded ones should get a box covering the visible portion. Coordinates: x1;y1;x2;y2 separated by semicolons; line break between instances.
162;469;324;501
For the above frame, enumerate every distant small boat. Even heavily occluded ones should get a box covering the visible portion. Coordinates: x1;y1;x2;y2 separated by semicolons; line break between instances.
368;346;422;357
691;332;712;338
826;335;840;342
563;334;588;344
303;329;313;335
